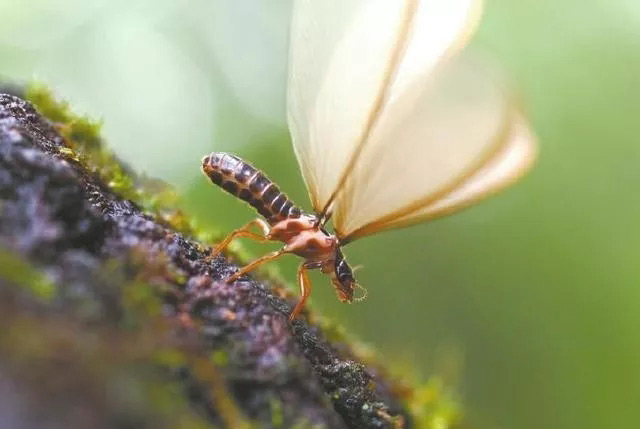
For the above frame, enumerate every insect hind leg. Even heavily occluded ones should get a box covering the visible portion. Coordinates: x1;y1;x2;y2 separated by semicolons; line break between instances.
208;218;271;259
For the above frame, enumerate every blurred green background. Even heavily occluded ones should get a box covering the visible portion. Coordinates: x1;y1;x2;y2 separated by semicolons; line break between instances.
2;1;639;428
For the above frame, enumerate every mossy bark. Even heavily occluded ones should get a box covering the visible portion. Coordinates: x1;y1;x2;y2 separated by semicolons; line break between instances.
0;93;413;429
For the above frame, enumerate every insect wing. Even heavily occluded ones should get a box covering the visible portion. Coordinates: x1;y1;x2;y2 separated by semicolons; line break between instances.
383;113;537;231
287;0;481;213
333;55;537;242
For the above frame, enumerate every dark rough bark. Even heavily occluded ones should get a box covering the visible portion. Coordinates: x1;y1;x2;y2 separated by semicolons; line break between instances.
0;93;411;429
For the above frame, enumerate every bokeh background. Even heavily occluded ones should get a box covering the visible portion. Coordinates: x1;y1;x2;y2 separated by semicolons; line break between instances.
2;1;639;428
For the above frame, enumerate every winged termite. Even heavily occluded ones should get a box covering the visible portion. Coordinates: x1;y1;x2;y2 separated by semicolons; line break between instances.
202;0;537;321
201;153;358;320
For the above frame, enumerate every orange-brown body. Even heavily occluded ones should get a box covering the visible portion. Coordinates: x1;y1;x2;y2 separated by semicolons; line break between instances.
201;152;358;320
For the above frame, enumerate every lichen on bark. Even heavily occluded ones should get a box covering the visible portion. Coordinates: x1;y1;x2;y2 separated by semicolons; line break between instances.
0;89;458;429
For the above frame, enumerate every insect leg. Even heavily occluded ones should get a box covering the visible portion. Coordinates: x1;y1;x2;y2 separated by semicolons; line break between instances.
289;261;321;322
209;218;271;258
226;248;288;283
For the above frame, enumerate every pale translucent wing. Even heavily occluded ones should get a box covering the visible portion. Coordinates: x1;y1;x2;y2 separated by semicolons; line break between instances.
333;55;537;242
341;111;537;241
287;0;406;211
388;0;483;100
287;0;481;213
393;113;536;224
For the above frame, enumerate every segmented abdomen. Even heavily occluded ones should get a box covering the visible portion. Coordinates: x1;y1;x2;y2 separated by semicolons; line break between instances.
201;152;302;225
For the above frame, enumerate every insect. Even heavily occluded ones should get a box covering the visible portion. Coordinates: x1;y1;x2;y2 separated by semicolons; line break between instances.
202;0;537;322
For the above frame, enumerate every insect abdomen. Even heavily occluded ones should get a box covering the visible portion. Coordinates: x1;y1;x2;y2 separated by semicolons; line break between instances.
202;152;302;225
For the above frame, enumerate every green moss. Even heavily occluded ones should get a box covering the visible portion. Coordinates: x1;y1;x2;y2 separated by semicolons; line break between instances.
24;84;268;268
210;349;229;367
269;396;284;428
23;84;263;287
24;83;76;123
408;377;460;429
154;347;188;369
24;83;199;236
121;281;164;328
290;417;325;429
0;248;55;301
316;316;352;345
26;84;284;276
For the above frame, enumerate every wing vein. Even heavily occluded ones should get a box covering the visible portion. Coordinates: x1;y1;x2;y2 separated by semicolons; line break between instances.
317;0;420;220
338;105;517;243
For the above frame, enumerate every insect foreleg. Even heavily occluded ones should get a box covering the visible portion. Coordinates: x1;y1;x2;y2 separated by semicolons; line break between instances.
226;248;288;284
209;218;272;259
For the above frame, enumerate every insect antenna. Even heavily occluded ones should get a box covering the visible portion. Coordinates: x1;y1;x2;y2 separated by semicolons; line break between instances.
351;264;365;274
353;282;368;302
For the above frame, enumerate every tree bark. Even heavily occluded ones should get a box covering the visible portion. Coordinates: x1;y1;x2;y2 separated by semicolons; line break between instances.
0;93;412;429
